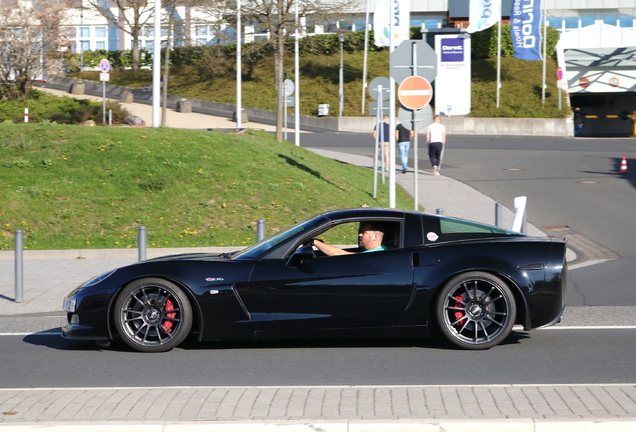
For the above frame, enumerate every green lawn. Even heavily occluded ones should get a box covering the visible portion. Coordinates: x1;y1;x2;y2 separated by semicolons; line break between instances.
0;123;414;250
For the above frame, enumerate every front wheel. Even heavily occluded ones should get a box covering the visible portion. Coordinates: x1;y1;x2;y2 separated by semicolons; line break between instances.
114;278;192;352
435;272;516;350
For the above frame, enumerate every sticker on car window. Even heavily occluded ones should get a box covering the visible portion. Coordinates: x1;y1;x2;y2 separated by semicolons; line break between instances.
427;232;439;242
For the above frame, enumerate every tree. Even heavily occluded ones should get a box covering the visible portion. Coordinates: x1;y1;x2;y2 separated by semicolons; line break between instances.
0;0;72;101
85;0;156;71
198;0;361;142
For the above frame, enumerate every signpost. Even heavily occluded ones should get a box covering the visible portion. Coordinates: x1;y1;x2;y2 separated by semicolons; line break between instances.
556;67;563;110
99;59;110;125
283;78;294;141
368;77;391;198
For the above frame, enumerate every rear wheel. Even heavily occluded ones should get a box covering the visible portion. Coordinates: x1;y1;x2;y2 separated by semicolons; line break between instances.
114;278;192;352
436;272;516;350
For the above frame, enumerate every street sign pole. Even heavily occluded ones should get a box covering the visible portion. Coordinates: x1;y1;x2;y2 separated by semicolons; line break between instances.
99;59;110;126
411;42;419;210
373;85;381;198
388;13;396;209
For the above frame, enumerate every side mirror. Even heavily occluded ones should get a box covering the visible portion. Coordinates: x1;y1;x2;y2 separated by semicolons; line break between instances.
286;245;314;267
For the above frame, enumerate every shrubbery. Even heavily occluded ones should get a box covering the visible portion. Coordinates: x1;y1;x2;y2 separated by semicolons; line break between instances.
0;91;132;124
471;23;559;59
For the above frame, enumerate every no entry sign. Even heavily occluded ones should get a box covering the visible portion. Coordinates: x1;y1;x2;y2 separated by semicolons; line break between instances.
398;76;433;110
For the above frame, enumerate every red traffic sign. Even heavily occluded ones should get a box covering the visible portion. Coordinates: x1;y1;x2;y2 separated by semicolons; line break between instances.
398;76;433;110
556;66;563;80
99;59;110;73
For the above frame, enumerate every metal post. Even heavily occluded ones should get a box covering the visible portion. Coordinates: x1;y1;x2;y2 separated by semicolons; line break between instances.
339;34;344;117
436;208;444;215
102;81;106;125
14;230;23;303
495;202;502;227
138;226;147;261
257;219;265;241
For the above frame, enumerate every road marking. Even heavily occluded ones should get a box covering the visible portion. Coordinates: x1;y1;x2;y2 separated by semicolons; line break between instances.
538;325;636;330
1;383;636;392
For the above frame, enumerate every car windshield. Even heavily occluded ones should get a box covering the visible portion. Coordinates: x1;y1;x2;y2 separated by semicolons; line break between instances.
232;215;330;259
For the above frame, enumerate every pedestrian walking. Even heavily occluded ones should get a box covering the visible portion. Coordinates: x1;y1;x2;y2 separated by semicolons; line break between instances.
373;115;391;171
395;122;414;174
573;107;585;137
426;115;446;175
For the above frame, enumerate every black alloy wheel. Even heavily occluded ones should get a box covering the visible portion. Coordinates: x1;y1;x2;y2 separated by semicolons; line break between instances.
114;278;192;352
436;272;517;350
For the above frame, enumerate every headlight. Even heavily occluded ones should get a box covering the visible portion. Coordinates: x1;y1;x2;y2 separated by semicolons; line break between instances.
83;269;117;287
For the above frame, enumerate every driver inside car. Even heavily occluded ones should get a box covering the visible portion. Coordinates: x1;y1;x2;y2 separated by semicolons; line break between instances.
310;222;387;256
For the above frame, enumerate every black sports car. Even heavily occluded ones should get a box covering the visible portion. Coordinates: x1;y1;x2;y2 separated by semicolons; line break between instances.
62;208;567;352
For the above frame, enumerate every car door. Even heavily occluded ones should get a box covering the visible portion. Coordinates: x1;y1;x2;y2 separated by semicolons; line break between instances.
244;247;414;331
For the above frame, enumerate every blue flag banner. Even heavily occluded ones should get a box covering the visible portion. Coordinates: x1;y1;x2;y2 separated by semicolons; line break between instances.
510;0;542;60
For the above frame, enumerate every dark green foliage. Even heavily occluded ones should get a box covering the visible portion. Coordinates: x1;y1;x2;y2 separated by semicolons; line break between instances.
0;91;132;125
471;24;560;59
66;49;154;71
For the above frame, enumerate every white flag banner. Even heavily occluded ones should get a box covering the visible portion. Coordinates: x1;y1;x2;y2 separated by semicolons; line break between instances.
373;0;410;47
466;0;501;34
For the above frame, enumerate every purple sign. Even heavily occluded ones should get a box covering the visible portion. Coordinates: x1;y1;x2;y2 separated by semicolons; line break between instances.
511;0;542;61
441;39;464;62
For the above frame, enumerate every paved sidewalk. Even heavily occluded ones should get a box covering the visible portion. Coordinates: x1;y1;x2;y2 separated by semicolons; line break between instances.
2;90;631;431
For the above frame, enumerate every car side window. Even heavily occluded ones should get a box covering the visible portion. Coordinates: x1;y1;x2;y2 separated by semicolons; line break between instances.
311;220;402;256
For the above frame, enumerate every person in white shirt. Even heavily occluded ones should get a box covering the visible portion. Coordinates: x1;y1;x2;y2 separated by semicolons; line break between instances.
426;115;446;176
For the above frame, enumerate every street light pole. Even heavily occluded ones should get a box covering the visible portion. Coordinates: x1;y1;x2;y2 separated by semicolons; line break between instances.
236;0;242;129
339;34;344;117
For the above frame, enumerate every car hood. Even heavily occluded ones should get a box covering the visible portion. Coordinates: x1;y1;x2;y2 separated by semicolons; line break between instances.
142;252;237;262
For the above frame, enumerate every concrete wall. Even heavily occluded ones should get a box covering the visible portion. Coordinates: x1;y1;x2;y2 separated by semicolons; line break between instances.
36;78;572;136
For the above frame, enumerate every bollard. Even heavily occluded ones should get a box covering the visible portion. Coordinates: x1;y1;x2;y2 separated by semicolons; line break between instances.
24;108;29;123
257;219;266;241
138;226;147;261
495;202;502;227
109;109;112;126
436;208;444;215
14;230;23;303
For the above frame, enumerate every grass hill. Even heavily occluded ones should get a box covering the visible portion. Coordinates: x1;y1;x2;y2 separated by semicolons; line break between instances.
76;51;570;119
0;123;414;251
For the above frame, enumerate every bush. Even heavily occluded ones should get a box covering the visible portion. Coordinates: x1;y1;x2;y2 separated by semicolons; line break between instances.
471;23;560;59
66;49;154;71
0;91;132;124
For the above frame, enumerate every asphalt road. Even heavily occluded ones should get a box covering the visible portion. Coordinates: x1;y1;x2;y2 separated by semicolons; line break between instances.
1;325;635;388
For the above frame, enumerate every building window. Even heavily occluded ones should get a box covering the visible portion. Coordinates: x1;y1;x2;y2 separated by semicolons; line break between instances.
564;16;578;29
547;17;562;30
80;27;90;38
423;18;442;29
80;41;90;52
95;27;107;38
603;16;617;26
619;15;634;28
580;16;595;27
96;41;105;50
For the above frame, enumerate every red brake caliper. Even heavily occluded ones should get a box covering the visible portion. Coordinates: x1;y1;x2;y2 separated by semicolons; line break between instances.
454;296;465;325
163;299;176;333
